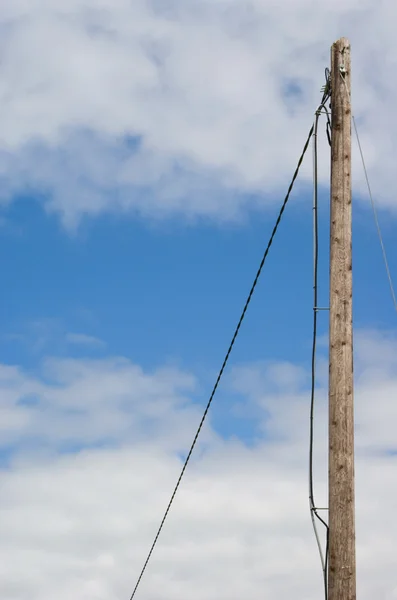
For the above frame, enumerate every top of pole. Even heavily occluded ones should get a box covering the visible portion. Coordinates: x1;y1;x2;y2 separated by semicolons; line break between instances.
333;37;350;46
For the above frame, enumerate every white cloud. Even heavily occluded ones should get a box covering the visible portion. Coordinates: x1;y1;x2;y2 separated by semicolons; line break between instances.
7;320;107;356
0;329;397;598
66;332;105;348
0;356;205;452
0;0;396;226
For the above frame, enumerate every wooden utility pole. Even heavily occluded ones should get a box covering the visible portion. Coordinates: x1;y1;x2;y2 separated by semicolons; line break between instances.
328;38;356;600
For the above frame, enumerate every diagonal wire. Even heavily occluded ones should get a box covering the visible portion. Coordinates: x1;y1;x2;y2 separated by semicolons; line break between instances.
127;123;315;600
352;116;397;314
339;68;396;314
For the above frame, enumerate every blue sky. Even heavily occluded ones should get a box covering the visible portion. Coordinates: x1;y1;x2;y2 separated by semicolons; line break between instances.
1;177;395;453
1;182;395;374
1;2;397;599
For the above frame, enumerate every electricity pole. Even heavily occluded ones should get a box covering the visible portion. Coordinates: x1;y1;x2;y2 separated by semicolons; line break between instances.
328;38;356;600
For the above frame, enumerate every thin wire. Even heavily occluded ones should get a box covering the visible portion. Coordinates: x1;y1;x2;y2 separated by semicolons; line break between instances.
310;109;327;567
352;116;397;314
127;123;315;600
339;68;396;313
309;67;331;600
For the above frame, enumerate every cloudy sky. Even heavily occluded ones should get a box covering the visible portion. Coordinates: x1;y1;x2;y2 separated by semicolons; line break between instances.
1;1;397;599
